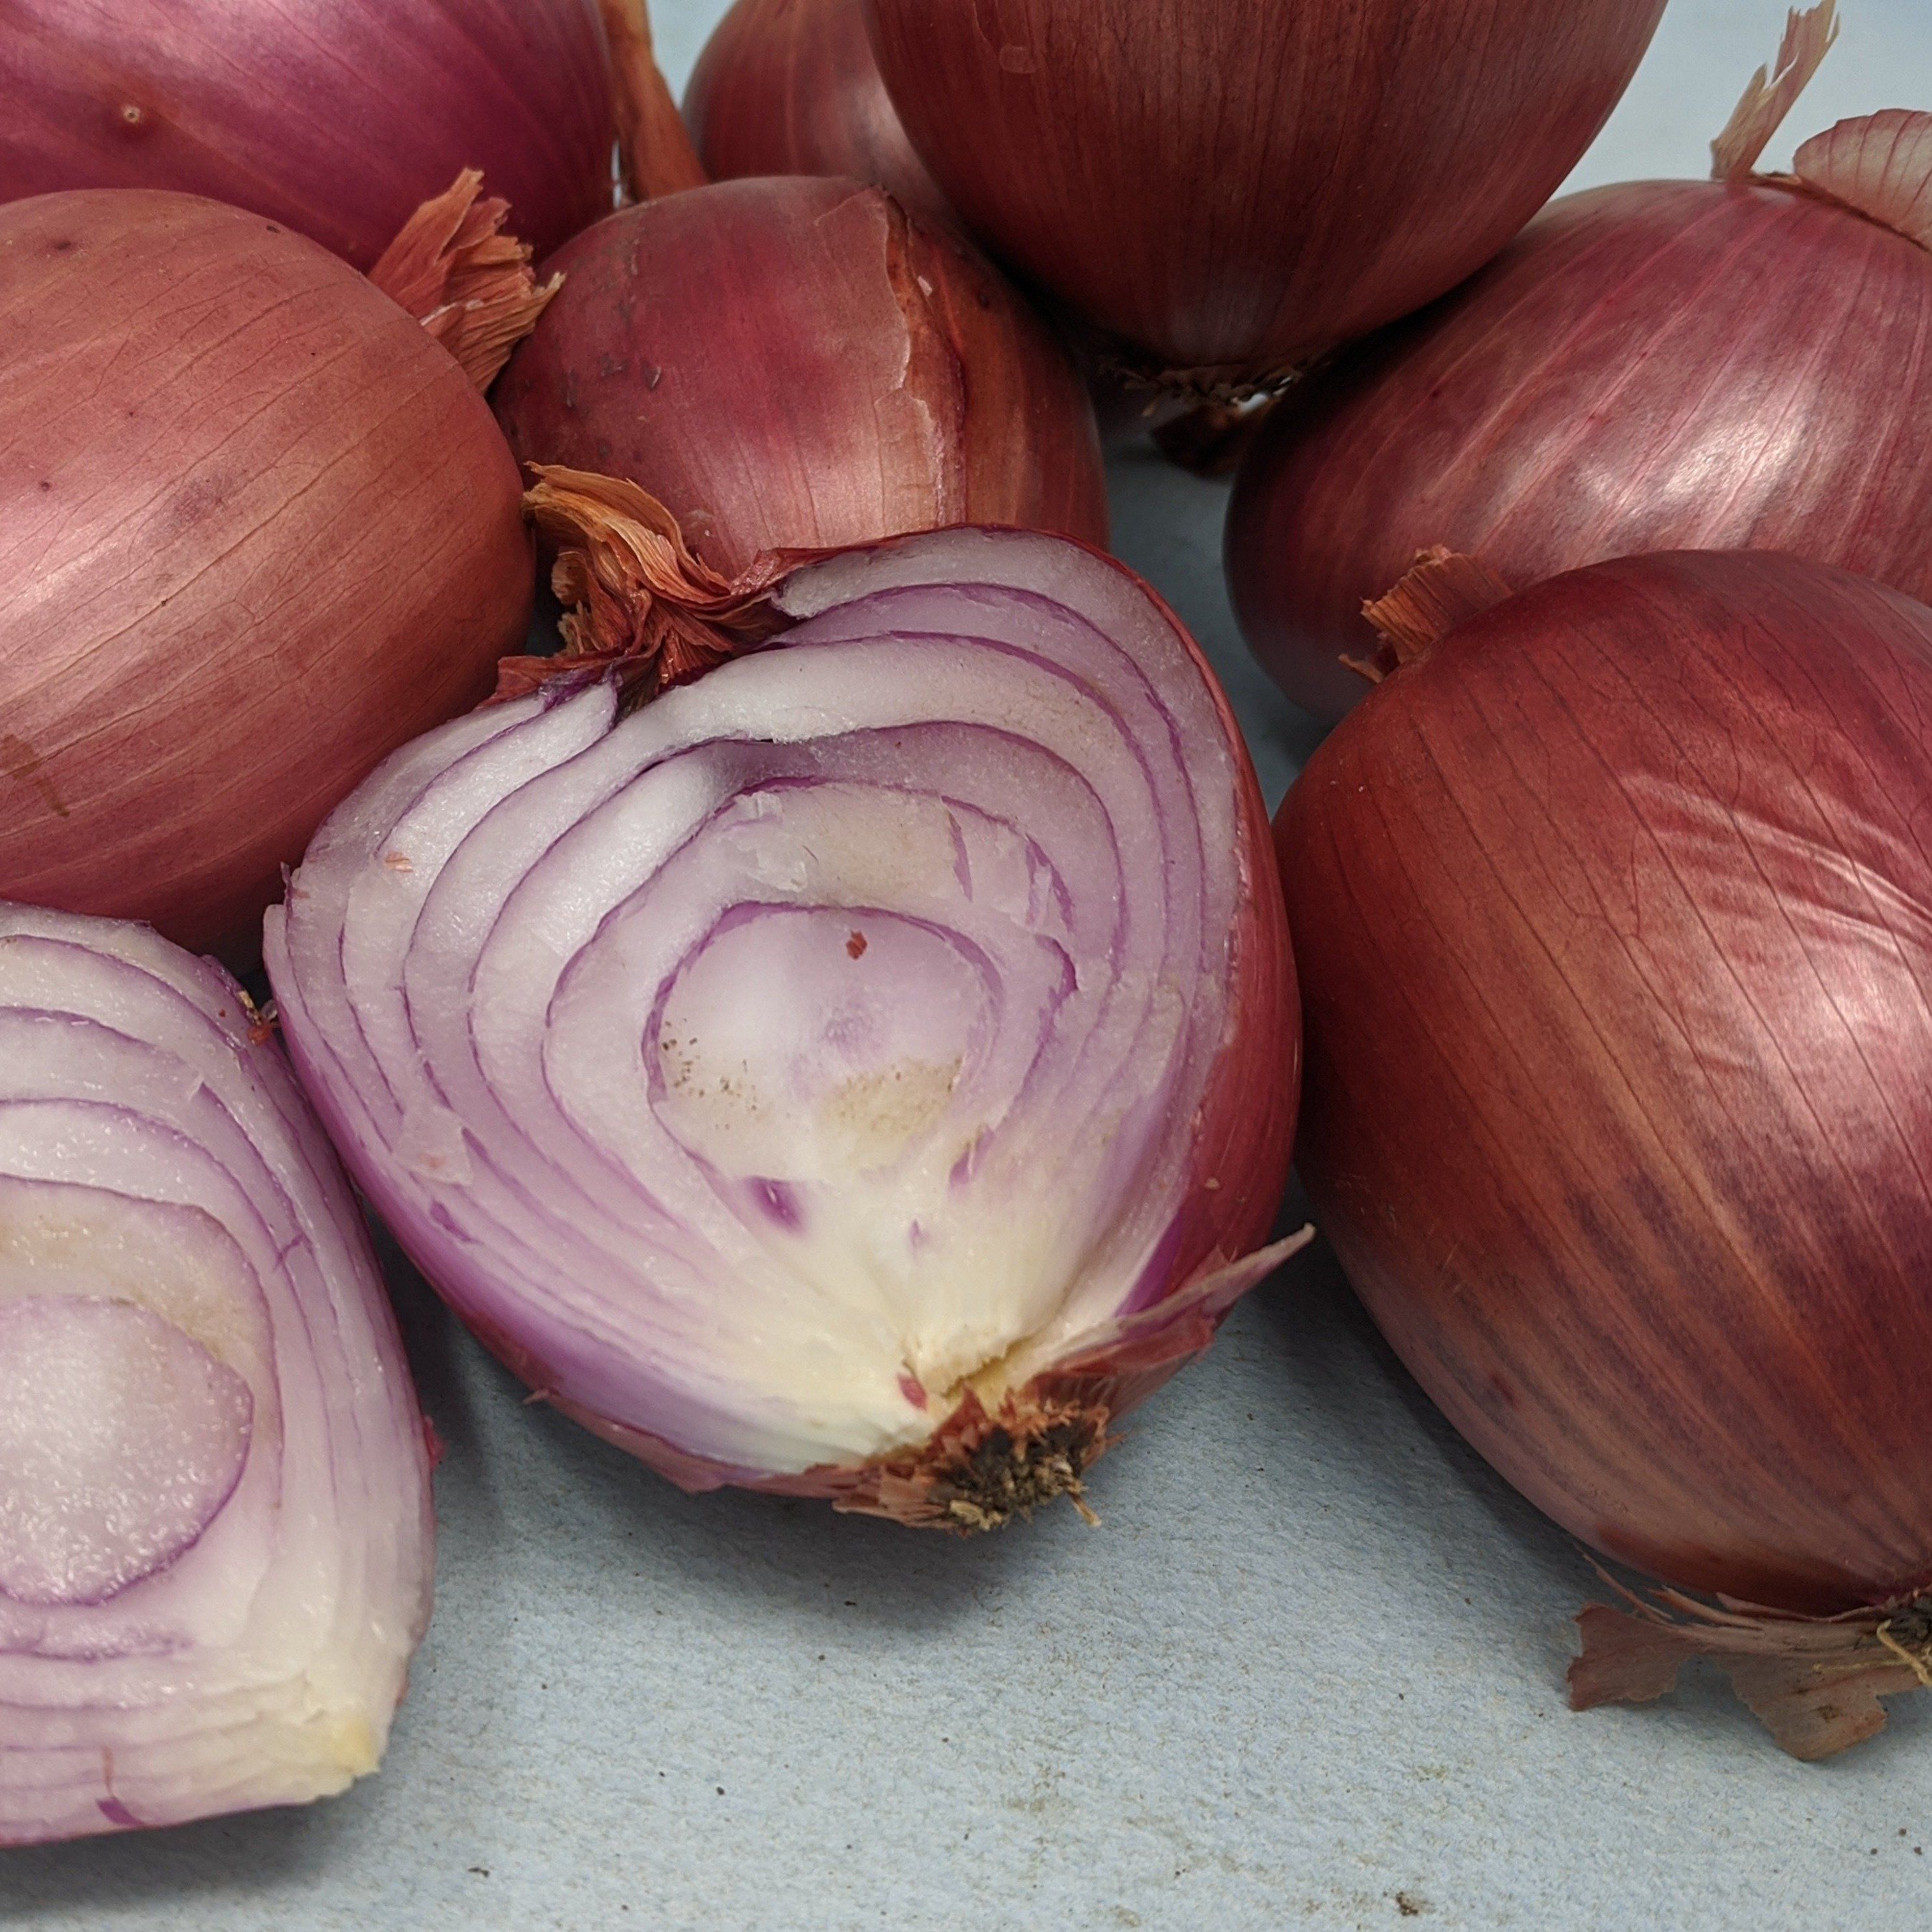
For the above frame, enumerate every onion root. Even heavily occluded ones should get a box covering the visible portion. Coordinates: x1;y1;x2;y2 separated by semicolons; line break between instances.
1570;1568;1932;1761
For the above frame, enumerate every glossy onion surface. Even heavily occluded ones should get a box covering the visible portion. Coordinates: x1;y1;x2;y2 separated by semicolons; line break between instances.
496;177;1108;576
866;0;1666;375
1277;551;1932;1613
0;190;530;965
0;0;616;267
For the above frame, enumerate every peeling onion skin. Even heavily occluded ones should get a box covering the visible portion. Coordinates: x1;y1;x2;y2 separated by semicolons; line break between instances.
685;0;948;225
266;528;1298;1527
0;191;532;967
864;0;1666;380
0;903;434;1847
493;177;1109;577
0;0;616;270
1275;550;1932;1616
1229;167;1932;724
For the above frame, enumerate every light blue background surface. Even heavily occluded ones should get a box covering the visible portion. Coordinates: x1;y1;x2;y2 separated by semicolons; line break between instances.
9;5;1932;1927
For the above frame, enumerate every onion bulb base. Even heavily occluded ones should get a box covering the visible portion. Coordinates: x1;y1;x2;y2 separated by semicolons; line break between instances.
843;1389;1107;1533
1570;1573;1932;1761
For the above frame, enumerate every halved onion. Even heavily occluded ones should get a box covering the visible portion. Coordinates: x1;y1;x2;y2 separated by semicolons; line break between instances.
266;528;1301;1526
0;905;433;1845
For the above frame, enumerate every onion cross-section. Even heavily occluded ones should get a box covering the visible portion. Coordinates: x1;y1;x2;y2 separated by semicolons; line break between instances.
0;906;434;1845
267;528;1301;1526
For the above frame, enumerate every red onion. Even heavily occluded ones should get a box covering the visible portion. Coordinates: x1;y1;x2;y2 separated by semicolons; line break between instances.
0;0;623;268
685;0;947;223
1275;545;1932;1758
0;190;532;966
1226;6;1932;724
494;177;1109;593
864;0;1667;382
266;527;1302;1526
0;903;433;1845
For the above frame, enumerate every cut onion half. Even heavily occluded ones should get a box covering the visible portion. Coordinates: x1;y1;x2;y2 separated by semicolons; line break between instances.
0;907;433;1845
267;528;1302;1527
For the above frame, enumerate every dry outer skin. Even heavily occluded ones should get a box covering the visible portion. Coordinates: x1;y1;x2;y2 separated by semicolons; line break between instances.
367;170;561;391
0;191;530;963
1227;6;1932;724
683;0;949;223
1276;552;1932;1616
0;0;618;268
865;0;1667;378
492;177;1107;578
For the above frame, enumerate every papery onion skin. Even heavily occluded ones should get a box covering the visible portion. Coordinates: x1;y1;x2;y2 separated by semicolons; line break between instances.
1229;166;1932;723
0;903;433;1846
0;0;616;268
685;0;948;223
0;190;531;966
864;0;1666;378
266;527;1297;1525
493;177;1109;576
1275;549;1932;1617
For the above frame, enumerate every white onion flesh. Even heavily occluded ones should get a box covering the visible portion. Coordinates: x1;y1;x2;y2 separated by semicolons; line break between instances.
0;907;433;1846
266;529;1295;1498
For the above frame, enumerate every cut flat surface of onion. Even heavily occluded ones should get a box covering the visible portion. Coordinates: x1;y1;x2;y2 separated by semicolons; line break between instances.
0;907;434;1845
266;528;1300;1525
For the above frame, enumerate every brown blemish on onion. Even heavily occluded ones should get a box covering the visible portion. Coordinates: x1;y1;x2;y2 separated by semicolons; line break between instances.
1;735;68;820
846;930;868;959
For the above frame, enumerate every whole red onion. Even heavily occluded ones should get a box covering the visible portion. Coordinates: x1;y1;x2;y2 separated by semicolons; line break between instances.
864;0;1666;381
494;177;1109;579
268;528;1301;1526
685;0;947;223
1229;83;1932;722
0;190;531;965
0;0;622;268
0;903;433;1845
1276;547;1932;1758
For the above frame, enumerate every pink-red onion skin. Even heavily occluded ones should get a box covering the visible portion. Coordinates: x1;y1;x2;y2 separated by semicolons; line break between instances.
0;190;531;965
0;0;616;268
1276;550;1932;1616
684;0;948;223
864;0;1666;377
494;177;1109;575
1229;178;1932;723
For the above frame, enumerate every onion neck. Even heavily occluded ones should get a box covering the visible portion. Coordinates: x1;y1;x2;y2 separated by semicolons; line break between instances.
368;171;561;390
1349;548;1516;686
598;0;709;203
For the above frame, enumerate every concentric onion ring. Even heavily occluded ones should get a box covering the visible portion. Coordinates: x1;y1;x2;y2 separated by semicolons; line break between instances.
0;907;433;1845
267;528;1300;1526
